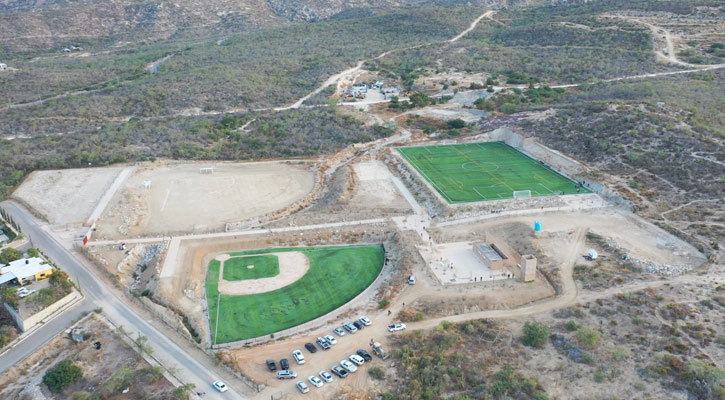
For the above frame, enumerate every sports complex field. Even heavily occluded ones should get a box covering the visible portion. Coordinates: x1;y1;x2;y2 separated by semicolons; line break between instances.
206;245;384;344
398;142;589;203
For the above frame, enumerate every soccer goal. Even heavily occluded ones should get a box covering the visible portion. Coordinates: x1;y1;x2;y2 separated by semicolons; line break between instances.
199;167;215;174
513;190;532;199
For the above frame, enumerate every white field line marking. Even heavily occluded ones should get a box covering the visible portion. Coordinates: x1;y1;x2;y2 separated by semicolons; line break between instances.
473;187;488;200
159;187;172;212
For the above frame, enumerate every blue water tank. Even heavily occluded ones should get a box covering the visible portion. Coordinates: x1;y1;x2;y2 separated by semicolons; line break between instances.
534;222;542;232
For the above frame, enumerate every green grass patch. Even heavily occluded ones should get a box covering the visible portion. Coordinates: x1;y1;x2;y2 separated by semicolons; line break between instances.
206;245;384;344
398;142;589;203
222;255;279;281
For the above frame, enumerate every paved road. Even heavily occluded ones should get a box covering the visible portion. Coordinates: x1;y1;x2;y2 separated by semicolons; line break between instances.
0;200;247;400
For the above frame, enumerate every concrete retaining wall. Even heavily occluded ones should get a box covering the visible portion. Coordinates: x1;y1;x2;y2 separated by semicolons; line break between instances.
5;289;82;331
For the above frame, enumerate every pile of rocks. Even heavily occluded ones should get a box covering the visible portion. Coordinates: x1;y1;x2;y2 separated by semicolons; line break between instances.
633;258;691;276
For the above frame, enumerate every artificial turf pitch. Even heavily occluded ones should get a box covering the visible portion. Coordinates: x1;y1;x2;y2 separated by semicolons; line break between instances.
206;245;384;344
222;255;280;281
398;142;589;203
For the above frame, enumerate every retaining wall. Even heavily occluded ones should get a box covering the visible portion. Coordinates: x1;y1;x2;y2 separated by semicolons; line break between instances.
5;288;82;331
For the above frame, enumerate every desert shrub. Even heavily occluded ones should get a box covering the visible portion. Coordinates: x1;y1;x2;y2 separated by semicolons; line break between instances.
577;326;601;349
378;299;390;309
522;321;550;349
610;346;630;362
594;368;606;383
369;366;385;380
565;320;578;332
43;359;83;393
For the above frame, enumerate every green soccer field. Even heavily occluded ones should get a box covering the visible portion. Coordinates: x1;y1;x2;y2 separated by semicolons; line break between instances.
398;142;589;203
206;245;384;344
222;255;280;281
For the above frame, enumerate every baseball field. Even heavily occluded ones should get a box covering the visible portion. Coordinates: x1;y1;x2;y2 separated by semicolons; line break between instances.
398;142;589;203
206;245;384;344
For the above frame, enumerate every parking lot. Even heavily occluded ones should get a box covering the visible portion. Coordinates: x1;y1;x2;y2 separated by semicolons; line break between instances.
239;316;401;398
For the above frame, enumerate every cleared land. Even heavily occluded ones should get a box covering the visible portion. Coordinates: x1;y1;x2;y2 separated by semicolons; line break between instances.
206;245;384;344
95;161;315;238
398;142;589;203
222;255;279;281
12;166;124;226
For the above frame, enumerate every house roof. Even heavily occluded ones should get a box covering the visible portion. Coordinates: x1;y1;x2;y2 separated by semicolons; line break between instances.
0;257;51;285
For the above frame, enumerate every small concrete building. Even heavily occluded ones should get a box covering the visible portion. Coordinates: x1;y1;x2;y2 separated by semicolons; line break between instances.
0;257;54;286
473;242;513;270
520;254;537;282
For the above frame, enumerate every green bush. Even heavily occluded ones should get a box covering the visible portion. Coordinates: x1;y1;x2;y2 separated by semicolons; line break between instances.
43;359;83;393
522;321;549;349
0;248;22;264
577;326;601;349
378;299;390;309
565;320;578;332
369;366;385;380
594;368;606;383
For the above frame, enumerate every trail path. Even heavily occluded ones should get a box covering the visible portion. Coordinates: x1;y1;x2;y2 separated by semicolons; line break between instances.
449;10;495;42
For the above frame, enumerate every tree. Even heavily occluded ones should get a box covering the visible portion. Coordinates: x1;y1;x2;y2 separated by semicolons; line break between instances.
0;286;19;308
522;321;549;349
447;119;465;129
173;383;196;399
0;248;22;264
43;359;83;393
27;248;40;258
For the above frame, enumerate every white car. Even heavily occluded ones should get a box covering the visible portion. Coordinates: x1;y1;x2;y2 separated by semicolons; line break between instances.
340;359;357;373
333;327;346;336
212;380;228;392
292;349;306;364
349;354;365;366
359;316;372;326
308;375;323;388
388;323;407;332
18;288;36;298
324;334;337;345
319;370;334;383
296;381;309;393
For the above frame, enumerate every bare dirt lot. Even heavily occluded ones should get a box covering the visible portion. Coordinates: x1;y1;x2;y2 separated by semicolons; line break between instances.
94;161;316;239
13;166;124;226
0;312;177;399
348;161;410;212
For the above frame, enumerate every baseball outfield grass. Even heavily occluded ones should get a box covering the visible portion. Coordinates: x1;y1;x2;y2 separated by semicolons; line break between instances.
398;142;589;203
222;255;280;281
206;245;384;344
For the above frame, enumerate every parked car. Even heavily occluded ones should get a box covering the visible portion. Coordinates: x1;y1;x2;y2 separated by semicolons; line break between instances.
266;359;277;372
324;334;337;345
349;354;365;366
407;275;416;285
280;358;289;370
333;327;346;336
331;365;348;378
308;375;323;388
352;320;364;330
18;288;36;298
293;350;306;364
212;380;228;392
388;323;407;332
319;370;334;383
277;370;297;379
343;322;357;333
340;359;358;373
304;343;317;353
316;337;331;350
356;349;372;362
359;316;372;326
296;381;310;393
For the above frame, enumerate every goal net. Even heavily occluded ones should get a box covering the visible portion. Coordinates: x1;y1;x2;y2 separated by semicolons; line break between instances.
513;190;532;199
199;167;214;174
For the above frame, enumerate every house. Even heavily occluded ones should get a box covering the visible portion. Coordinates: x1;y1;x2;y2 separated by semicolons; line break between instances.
0;257;54;286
